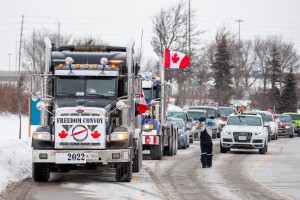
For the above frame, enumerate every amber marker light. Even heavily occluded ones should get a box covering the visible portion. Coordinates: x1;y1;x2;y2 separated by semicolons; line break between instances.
84;64;89;69
76;64;80;69
58;64;63;68
93;64;98;69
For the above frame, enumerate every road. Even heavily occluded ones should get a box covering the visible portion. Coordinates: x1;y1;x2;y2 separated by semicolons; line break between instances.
1;137;299;200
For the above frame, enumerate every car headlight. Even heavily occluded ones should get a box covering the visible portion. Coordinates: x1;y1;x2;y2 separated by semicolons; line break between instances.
223;130;231;135
143;124;154;131
180;133;183;137
33;132;52;141
255;132;263;135
110;132;129;141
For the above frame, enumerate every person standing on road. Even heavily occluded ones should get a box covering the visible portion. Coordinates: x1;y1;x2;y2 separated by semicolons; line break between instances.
197;117;213;168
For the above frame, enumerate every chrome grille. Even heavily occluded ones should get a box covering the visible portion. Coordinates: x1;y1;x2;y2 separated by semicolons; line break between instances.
233;132;252;143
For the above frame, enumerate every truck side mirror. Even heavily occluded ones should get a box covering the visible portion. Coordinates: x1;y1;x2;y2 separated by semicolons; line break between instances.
116;100;126;110
36;101;46;110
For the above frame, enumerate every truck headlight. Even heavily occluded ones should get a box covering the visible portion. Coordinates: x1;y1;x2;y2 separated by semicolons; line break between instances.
110;132;129;141
143;124;154;131
33;132;51;141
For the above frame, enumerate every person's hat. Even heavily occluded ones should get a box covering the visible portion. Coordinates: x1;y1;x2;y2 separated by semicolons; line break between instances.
199;117;206;122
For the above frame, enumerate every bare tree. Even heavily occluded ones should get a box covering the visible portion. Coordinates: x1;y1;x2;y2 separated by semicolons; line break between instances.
22;29;72;74
151;1;203;106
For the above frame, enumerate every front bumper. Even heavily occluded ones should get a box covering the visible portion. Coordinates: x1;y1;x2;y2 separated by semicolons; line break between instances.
221;136;265;149
178;136;187;147
32;149;131;163
278;128;293;136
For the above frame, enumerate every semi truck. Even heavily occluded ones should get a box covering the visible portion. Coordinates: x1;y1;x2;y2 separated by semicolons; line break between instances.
30;37;142;182
141;71;177;160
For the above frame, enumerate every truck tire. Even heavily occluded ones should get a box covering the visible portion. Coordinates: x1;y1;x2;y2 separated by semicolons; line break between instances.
115;162;132;182
33;163;50;182
174;129;178;155
166;127;175;156
259;141;267;154
220;144;228;153
132;138;142;173
289;134;294;138
150;135;163;160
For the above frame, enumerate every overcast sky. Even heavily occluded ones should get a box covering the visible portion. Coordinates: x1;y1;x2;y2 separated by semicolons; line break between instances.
1;0;300;71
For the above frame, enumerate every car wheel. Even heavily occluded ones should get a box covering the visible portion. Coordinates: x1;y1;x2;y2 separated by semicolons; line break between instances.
259;141;267;154
220;143;228;153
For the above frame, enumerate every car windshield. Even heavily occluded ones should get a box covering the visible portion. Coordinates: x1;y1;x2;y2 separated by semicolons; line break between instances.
227;116;262;126
167;112;185;121
187;111;205;120
266;114;274;122
219;108;235;116
278;116;292;123
287;114;300;121
189;107;216;118
56;76;117;98
169;120;184;129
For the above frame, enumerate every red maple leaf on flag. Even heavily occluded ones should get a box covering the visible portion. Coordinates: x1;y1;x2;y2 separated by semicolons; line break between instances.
91;130;101;139
58;130;68;139
171;53;180;63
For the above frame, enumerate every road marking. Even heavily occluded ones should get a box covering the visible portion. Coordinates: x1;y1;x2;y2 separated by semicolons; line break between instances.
249;141;293;200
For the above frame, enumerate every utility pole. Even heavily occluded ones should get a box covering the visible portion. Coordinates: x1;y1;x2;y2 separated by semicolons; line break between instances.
236;19;244;70
18;15;24;139
188;0;191;56
32;28;36;73
8;53;12;71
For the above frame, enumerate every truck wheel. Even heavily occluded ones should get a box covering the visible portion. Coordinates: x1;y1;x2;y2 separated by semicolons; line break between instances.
289;134;294;138
115;162;132;182
259;141;267;154
220;144;228;153
150;136;163;160
174;130;178;155
33;163;50;182
167;128;175;156
132;139;142;173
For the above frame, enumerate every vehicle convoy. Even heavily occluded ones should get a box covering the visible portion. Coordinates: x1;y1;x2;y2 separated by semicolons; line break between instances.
30;37;143;182
141;73;177;159
220;113;269;154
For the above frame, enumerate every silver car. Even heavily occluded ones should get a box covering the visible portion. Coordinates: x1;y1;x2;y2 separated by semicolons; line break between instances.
167;117;190;149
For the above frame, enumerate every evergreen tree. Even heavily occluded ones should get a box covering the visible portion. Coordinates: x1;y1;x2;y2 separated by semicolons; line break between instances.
278;69;298;112
269;45;281;89
210;35;233;105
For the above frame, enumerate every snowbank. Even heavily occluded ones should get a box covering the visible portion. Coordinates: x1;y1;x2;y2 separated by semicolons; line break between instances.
0;114;31;192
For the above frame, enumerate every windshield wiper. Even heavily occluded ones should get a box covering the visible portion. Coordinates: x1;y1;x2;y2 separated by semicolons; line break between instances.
87;93;110;99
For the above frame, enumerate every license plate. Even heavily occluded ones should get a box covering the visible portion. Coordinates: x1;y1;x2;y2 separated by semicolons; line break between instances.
239;136;247;140
56;153;86;164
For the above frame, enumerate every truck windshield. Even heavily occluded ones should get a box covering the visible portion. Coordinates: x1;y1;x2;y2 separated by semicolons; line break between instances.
56;76;117;98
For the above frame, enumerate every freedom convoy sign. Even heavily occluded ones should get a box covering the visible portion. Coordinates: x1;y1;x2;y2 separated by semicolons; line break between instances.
55;116;106;149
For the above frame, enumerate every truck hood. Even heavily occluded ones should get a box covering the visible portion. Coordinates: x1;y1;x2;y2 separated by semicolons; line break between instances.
55;98;116;108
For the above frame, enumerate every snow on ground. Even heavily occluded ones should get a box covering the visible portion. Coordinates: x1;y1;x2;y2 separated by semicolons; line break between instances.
0;113;31;192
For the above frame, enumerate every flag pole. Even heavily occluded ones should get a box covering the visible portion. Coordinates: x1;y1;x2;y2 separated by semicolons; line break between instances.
160;51;165;125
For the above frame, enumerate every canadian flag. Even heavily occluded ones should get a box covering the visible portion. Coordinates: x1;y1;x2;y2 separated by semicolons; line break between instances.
164;49;190;69
268;108;285;128
137;90;148;115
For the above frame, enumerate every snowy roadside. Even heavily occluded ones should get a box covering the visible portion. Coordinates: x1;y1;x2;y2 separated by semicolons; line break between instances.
0;114;31;192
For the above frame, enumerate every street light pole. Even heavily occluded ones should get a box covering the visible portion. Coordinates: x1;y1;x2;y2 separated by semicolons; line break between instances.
235;19;244;70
